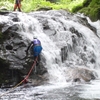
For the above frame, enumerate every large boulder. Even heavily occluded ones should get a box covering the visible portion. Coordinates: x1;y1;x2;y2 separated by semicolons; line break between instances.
65;66;97;83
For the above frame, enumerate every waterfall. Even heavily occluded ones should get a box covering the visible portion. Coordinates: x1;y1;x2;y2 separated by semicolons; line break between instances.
8;10;100;82
1;10;100;100
18;11;66;83
1;10;100;83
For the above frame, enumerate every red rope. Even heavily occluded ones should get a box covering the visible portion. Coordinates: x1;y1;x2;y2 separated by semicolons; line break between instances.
23;57;38;83
0;57;38;97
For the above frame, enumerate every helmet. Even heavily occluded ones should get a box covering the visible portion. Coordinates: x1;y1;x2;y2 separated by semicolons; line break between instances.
33;35;37;39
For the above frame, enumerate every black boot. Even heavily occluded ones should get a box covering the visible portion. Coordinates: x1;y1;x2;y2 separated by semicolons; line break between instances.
18;8;21;12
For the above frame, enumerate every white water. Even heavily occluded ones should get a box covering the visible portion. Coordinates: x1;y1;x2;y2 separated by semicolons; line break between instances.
79;80;100;99
0;10;100;99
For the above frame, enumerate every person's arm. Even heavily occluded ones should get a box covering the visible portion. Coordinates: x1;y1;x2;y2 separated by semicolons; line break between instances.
25;42;32;54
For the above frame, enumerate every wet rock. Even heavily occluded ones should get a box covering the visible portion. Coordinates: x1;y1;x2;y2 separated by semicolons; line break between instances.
65;66;97;83
0;13;47;87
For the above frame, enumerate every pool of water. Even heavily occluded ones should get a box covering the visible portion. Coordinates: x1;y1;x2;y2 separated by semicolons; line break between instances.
0;80;100;100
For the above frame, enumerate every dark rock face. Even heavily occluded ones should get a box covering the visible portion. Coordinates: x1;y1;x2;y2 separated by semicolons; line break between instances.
0;32;26;68
0;57;23;88
0;12;47;88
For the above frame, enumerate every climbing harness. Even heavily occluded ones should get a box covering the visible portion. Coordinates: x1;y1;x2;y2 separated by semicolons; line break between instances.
0;57;38;98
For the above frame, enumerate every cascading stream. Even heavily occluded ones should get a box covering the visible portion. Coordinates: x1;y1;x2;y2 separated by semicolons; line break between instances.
15;10;100;79
0;10;100;99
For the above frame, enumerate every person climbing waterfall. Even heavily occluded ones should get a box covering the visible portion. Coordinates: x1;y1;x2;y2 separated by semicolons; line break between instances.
25;36;42;67
13;0;22;12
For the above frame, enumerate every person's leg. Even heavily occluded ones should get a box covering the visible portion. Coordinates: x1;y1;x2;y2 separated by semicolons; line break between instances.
33;46;42;74
14;4;17;11
18;4;21;11
38;54;41;62
33;46;42;66
34;46;42;58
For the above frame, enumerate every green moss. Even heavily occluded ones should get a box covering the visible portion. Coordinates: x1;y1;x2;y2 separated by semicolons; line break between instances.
78;0;100;21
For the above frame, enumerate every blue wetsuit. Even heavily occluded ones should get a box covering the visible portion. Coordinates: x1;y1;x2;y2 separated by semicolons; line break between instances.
26;38;42;61
32;39;42;57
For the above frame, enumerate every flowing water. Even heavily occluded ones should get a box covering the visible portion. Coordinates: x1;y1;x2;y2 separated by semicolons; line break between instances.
0;10;100;100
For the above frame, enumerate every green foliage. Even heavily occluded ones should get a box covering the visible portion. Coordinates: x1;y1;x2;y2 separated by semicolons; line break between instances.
78;0;100;21
90;0;100;6
72;0;91;13
71;1;84;13
1;0;100;21
0;1;13;11
67;0;84;11
83;0;92;7
0;0;85;12
88;6;100;21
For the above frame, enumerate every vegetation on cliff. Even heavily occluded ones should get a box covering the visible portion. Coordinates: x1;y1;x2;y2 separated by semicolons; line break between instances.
0;0;84;12
72;0;100;21
0;0;100;21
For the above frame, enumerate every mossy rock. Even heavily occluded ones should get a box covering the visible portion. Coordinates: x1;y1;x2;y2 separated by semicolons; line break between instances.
89;7;100;21
79;6;100;21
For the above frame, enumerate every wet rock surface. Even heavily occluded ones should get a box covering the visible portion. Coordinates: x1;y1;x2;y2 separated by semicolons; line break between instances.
65;66;97;83
0;10;98;88
0;12;47;87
